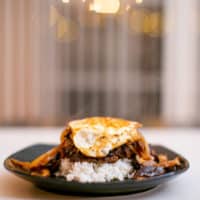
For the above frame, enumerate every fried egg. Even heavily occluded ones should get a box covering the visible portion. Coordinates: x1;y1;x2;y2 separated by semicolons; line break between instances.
68;117;142;158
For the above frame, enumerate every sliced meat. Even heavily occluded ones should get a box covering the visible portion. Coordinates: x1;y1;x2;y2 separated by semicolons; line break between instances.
62;137;138;164
134;165;165;178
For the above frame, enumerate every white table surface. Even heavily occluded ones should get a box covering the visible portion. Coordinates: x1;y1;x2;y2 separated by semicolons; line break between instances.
0;127;199;200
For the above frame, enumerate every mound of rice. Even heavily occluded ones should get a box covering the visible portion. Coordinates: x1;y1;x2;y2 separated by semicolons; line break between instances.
55;158;134;183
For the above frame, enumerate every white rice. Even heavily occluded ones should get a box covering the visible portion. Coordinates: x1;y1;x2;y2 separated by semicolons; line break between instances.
55;158;134;183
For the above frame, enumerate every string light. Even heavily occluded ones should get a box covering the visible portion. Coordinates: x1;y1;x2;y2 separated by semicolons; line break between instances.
136;0;143;4
89;0;120;14
62;0;70;3
89;2;101;12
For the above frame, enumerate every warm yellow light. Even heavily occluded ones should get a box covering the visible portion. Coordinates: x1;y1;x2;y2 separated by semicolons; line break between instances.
89;2;101;12
50;6;79;42
126;5;130;11
62;0;70;3
89;0;120;14
136;0;143;4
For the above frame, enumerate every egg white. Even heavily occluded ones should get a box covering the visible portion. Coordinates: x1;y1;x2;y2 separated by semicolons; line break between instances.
69;117;142;157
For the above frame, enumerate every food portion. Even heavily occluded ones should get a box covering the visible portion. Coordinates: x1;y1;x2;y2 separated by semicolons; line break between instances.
7;117;181;183
56;158;134;183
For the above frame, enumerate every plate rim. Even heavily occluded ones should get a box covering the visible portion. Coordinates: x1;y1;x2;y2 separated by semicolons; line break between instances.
3;143;190;186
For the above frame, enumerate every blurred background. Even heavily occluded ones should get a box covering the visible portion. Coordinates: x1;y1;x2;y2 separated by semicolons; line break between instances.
0;0;199;127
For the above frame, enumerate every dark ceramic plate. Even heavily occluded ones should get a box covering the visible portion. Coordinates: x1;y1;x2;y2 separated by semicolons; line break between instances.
4;144;189;196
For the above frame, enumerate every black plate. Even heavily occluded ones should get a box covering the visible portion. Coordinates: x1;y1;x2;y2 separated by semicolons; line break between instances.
4;144;189;196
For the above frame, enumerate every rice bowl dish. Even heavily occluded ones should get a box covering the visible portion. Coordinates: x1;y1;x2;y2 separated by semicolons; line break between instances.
7;117;181;183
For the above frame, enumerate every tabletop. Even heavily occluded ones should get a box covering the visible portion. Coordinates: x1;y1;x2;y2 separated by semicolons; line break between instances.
0;127;199;200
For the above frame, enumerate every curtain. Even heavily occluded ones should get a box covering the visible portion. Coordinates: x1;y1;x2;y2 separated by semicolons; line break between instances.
162;0;199;126
0;0;60;125
0;0;162;126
